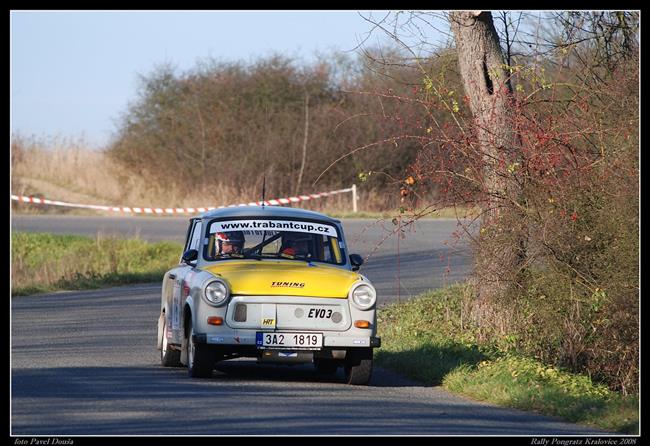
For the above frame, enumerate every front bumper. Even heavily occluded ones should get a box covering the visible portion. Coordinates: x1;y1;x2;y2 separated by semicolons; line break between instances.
192;332;381;348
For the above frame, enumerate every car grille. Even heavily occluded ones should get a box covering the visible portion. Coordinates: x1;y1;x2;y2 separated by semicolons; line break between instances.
225;296;351;331
234;303;247;322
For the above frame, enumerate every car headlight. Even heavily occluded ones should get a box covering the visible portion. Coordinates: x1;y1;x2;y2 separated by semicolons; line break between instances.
204;279;229;306
349;282;376;310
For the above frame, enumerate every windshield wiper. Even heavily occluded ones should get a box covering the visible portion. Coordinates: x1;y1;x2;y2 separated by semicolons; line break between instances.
241;252;262;261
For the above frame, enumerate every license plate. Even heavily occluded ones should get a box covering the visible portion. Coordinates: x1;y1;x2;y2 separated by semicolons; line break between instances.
256;332;323;350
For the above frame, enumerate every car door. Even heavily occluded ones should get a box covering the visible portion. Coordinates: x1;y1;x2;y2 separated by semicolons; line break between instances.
163;218;203;344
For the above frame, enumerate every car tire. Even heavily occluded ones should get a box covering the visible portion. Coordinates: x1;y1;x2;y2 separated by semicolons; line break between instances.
160;319;182;367
314;359;339;375
344;348;373;385
186;319;214;378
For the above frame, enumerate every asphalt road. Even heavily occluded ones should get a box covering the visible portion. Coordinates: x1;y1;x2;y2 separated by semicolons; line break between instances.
11;284;608;435
12;215;474;304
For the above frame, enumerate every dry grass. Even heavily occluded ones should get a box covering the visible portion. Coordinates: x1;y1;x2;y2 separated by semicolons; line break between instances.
12;135;125;202
11;135;266;210
11;136;363;213
10;135;471;217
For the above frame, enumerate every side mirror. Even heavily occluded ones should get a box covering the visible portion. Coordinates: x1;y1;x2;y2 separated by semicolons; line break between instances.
182;249;198;264
349;254;364;271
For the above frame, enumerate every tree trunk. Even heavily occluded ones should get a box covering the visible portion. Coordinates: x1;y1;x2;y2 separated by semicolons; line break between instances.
449;11;526;323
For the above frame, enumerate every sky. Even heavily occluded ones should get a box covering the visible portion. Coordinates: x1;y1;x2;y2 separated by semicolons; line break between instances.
10;10;397;148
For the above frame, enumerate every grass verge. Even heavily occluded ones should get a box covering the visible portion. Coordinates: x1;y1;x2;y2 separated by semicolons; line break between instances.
11;232;183;296
376;285;639;434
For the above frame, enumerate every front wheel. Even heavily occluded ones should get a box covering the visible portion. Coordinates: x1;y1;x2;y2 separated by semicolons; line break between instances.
344;348;373;385
186;318;214;378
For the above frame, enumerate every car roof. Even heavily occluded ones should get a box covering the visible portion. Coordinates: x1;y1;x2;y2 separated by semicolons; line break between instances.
198;205;341;224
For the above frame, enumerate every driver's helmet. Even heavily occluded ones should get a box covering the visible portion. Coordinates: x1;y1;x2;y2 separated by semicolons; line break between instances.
216;231;245;254
281;232;311;256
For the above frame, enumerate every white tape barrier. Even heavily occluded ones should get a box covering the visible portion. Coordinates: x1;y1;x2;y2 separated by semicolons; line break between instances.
11;186;355;215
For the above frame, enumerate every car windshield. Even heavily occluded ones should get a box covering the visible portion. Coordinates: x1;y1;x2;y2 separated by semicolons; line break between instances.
204;218;344;265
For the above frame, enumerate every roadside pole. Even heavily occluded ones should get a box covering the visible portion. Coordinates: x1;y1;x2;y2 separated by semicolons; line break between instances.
352;184;358;213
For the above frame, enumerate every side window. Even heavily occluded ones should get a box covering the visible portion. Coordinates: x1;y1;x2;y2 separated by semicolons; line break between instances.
183;219;203;252
188;221;203;251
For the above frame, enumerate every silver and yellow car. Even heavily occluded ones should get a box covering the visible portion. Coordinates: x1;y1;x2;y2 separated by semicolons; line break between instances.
156;206;380;385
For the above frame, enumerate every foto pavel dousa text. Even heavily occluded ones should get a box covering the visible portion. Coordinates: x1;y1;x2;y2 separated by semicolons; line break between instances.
14;439;74;445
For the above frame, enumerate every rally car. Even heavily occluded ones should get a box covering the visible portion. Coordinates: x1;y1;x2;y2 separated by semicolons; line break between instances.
156;206;380;385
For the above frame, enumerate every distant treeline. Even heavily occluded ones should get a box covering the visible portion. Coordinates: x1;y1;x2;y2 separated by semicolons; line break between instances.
107;49;461;204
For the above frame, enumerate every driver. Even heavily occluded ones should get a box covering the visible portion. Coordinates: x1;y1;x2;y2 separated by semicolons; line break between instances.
280;232;311;258
216;231;245;256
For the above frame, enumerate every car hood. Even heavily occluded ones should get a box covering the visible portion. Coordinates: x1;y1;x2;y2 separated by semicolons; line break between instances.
202;260;360;298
